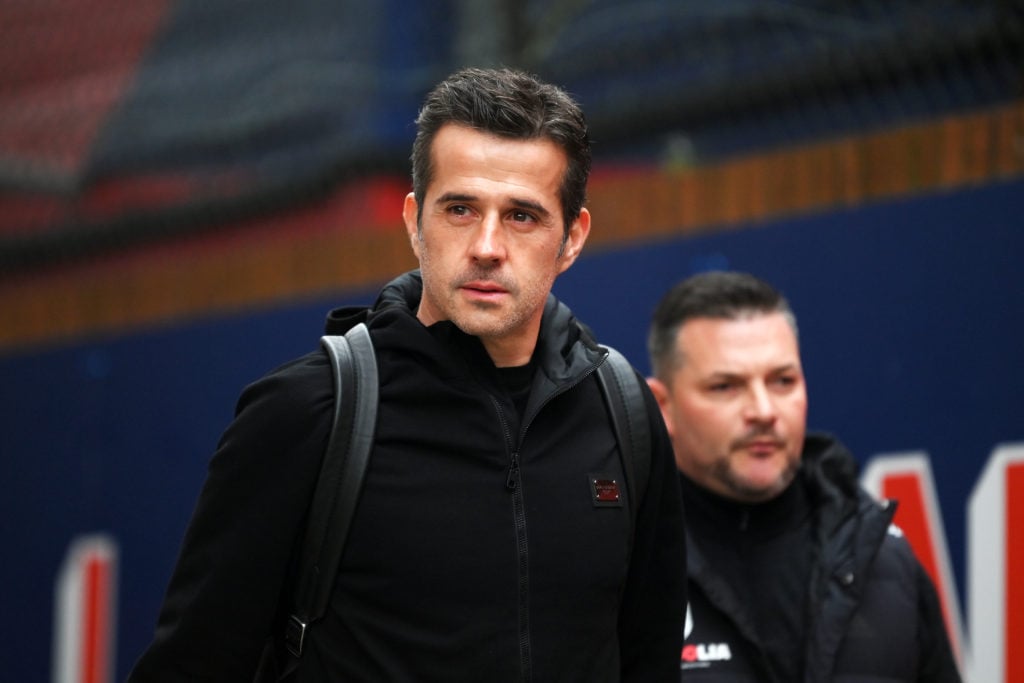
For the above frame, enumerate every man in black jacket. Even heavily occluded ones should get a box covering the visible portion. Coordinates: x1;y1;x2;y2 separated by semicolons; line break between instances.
127;67;686;681
646;270;961;682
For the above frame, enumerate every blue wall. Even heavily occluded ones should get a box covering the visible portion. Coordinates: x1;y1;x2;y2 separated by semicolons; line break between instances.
2;178;1021;680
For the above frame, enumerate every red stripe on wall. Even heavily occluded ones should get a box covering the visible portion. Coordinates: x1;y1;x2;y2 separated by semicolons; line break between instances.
1007;462;1024;683
80;553;110;683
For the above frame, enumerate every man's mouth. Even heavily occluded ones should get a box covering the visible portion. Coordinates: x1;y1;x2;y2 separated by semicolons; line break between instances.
461;280;509;298
738;438;783;455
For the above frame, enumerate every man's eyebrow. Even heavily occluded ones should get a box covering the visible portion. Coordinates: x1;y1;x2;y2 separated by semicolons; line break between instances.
435;192;476;205
509;197;551;218
705;371;743;381
768;363;802;374
703;363;800;381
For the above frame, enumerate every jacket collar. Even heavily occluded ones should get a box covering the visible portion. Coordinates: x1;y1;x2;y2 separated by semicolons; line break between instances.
800;433;868;539
324;269;605;386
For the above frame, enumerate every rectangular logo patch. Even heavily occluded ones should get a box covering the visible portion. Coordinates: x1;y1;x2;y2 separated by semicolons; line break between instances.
590;474;623;507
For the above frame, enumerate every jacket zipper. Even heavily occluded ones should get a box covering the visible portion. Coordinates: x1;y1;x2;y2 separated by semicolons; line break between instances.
493;396;532;681
494;355;606;682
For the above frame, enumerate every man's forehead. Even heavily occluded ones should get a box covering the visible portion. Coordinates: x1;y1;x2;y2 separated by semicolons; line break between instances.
427;128;565;197
678;314;801;368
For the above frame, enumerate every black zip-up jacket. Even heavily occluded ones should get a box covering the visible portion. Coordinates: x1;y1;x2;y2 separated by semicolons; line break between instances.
128;271;687;682
679;433;962;682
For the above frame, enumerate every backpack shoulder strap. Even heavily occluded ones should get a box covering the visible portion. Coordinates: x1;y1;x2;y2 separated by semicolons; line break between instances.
595;346;651;532
284;322;378;658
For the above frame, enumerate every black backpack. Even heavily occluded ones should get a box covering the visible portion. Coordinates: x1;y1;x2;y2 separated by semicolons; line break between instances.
259;322;651;678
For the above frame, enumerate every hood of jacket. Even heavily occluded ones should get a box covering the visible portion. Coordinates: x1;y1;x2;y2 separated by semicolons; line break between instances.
322;269;606;387
799;432;896;561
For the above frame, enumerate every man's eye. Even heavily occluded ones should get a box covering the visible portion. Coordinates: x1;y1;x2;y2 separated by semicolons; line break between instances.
511;210;535;223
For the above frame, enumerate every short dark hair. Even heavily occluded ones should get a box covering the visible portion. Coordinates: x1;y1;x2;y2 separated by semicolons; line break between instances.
410;67;591;241
648;271;798;380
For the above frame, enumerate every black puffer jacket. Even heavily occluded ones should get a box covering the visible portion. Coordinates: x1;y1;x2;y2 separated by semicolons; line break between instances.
128;271;687;682
679;433;961;682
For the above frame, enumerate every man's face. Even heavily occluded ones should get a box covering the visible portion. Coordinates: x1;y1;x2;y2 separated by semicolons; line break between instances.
649;312;807;503
403;123;590;367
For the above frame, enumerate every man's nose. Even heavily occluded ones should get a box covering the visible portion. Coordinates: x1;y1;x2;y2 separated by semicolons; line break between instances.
743;383;777;423
470;213;506;263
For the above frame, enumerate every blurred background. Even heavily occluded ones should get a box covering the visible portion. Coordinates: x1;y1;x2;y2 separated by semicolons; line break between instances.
1;1;1022;681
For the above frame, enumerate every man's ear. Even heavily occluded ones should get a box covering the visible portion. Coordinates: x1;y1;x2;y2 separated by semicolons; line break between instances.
556;207;590;273
646;377;675;439
403;192;421;259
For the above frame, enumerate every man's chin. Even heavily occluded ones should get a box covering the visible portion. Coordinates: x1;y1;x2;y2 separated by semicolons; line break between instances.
450;313;511;340
726;472;793;503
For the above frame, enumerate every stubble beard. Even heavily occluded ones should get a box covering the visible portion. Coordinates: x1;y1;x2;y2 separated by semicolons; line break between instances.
714;456;800;504
416;230;558;342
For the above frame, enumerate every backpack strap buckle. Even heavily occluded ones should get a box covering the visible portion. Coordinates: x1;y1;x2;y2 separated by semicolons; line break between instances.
284;614;308;657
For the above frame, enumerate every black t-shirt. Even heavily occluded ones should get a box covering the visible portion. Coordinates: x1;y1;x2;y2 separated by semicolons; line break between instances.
495;361;535;421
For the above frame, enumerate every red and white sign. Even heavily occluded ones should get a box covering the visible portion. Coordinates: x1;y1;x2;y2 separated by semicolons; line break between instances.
862;442;1024;683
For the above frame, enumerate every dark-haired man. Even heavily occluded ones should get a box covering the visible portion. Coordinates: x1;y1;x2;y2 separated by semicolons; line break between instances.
128;67;686;682
647;270;960;682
